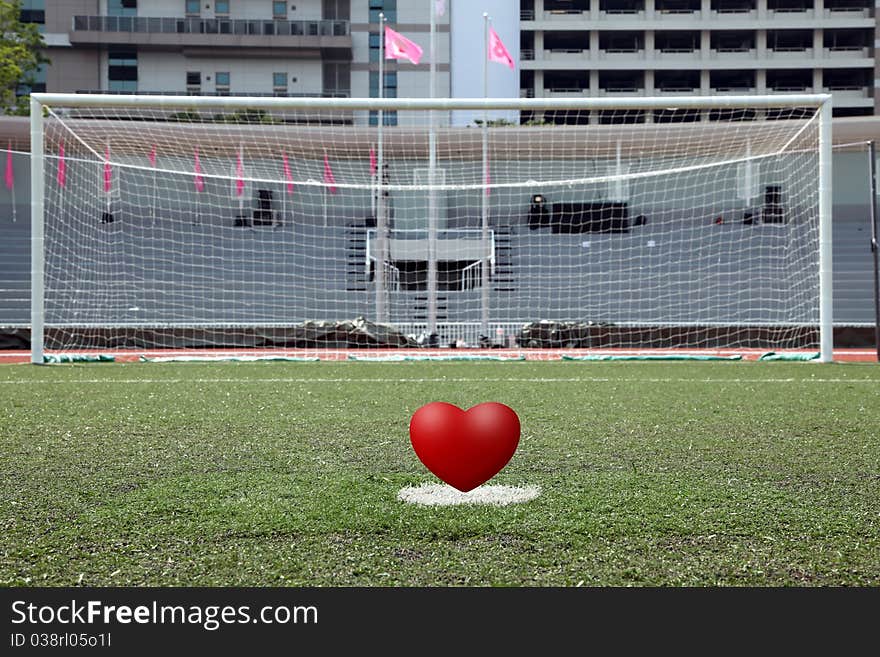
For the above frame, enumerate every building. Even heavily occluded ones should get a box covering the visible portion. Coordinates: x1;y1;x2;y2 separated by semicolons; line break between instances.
16;1;880;123
519;0;876;119
19;1;451;118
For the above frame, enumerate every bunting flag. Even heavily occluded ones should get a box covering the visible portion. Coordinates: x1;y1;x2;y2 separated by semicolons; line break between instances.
148;144;157;168
384;26;423;65
235;148;245;197
488;27;515;70
4;142;13;191
193;146;204;192
103;145;113;194
369;146;377;176
57;142;66;188
282;152;294;195
323;153;337;194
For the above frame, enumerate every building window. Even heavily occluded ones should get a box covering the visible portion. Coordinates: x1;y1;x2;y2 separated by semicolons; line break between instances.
108;0;137;16
108;48;138;92
369;0;396;24
20;0;46;24
186;71;201;92
273;1;287;18
215;71;230;94
185;0;200;16
369;32;380;62
273;72;288;92
215;0;230;15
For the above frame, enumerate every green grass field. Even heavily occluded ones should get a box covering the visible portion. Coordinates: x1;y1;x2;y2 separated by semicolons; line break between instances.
2;360;879;586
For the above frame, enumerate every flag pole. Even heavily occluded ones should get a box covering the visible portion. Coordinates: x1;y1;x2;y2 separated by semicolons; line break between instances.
151;159;156;227
375;12;388;323
235;142;244;224
480;12;490;342
10;146;16;223
427;0;438;340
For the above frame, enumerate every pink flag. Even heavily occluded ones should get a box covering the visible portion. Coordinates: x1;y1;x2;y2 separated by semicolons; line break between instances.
369;146;377;176
282;152;294;195
193;147;204;192
103;145;113;194
323;153;337;194
4;142;13;191
148;144;157;167
235;149;244;197
57;143;66;188
384;26;423;65
488;27;515;70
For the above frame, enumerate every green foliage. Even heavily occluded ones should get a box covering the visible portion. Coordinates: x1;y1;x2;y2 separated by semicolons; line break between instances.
1;361;879;586
213;108;279;125
168;110;202;122
0;0;49;114
169;108;280;124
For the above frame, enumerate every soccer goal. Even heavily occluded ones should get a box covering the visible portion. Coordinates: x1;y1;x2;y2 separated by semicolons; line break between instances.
28;93;832;362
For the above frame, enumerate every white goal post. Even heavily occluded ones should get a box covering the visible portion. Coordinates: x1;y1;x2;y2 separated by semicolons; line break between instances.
29;93;833;362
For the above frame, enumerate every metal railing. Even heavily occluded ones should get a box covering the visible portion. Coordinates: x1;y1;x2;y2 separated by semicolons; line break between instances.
72;15;349;37
75;89;350;98
459;261;482;291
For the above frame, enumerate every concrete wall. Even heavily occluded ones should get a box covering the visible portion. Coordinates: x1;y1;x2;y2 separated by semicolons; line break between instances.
136;52;324;94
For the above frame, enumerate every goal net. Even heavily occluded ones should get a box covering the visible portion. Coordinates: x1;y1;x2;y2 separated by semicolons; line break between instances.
29;94;831;361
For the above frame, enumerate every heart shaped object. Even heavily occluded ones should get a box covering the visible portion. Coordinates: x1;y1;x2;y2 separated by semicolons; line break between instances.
409;402;521;492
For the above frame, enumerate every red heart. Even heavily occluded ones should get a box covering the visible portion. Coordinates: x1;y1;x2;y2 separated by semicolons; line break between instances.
409;402;521;492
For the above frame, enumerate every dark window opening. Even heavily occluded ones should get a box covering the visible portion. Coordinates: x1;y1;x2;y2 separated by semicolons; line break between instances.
710;69;755;91
655;70;700;91
766;69;812;91
711;31;755;51
599;31;644;52
598;70;644;92
655;31;700;52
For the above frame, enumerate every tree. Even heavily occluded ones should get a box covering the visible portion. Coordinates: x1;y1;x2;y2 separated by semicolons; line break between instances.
0;0;48;114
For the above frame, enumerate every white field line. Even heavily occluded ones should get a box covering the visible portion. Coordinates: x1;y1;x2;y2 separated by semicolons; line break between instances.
0;377;878;385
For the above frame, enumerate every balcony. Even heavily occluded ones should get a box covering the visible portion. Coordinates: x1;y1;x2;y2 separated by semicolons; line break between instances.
597;87;645;96
655;87;701;95
598;48;646;60
75;89;351;98
709;48;757;60
539;9;588;20
767;47;815;59
768;8;815;18
823;46;870;58
823;85;873;106
823;7;871;18
598;10;646;19
70;16;352;55
653;48;701;60
710;86;757;94
543;48;589;60
545;88;591;97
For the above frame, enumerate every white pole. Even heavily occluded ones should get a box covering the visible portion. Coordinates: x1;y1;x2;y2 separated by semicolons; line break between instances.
480;13;490;341
375;13;387;323
370;141;376;220
151;168;157;226
427;0;438;338
106;139;112;218
10;159;16;222
30;96;45;364
818;98;834;362
238;143;244;223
